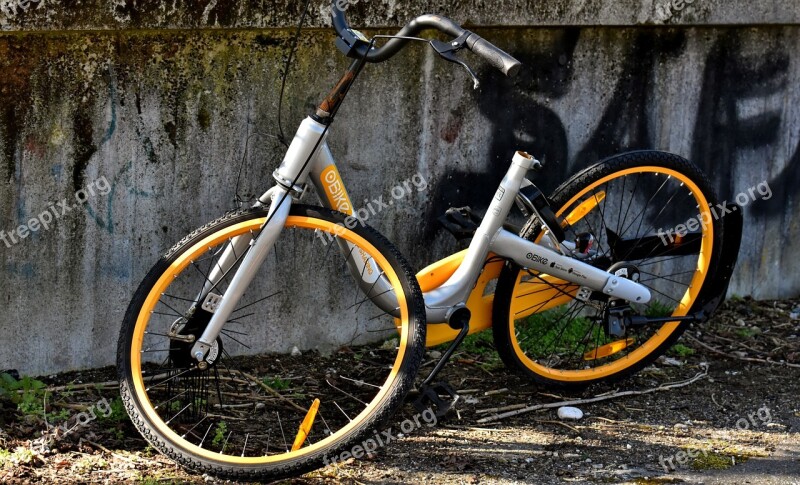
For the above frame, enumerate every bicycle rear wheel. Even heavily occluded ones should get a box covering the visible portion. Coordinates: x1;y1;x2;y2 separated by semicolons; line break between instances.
493;151;724;388
117;205;425;480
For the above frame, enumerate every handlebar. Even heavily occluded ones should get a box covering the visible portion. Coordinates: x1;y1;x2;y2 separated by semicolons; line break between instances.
464;32;522;77
331;1;521;77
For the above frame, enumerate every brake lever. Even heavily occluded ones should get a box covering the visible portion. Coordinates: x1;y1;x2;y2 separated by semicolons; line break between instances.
430;35;481;90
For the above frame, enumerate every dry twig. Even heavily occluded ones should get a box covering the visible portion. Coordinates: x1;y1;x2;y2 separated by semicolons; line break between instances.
476;404;527;415
476;366;709;424
46;381;118;393
534;419;581;433
240;371;307;413
686;335;800;369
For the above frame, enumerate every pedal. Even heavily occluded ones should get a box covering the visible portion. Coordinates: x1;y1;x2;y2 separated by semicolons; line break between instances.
438;206;482;240
413;381;460;419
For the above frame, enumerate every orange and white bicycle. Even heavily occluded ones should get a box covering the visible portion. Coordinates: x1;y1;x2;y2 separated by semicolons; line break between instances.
117;1;742;480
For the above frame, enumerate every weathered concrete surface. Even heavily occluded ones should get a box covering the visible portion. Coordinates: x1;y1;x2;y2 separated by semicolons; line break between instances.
0;0;798;31
1;7;799;375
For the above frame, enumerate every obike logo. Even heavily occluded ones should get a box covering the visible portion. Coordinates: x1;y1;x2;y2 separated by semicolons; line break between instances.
320;166;374;278
525;253;549;266
321;166;353;215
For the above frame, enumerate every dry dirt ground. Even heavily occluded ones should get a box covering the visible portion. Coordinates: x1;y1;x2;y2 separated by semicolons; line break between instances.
1;297;799;484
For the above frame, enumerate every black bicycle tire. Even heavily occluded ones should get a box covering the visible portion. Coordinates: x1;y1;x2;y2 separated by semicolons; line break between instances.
492;151;725;388
117;205;427;480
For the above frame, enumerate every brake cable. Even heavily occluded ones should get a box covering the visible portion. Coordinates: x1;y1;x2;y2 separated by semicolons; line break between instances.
232;0;312;209
277;0;313;148
371;34;481;88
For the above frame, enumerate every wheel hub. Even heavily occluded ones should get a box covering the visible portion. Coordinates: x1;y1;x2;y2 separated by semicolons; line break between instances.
169;310;224;369
602;262;642;337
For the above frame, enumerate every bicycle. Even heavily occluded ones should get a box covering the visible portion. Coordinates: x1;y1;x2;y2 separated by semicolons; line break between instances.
117;1;742;480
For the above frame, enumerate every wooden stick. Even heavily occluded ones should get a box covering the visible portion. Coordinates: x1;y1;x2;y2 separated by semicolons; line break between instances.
46;380;118;392
441;424;519;433
204;413;247;422
44;372;181;394
476;403;527;415
586;416;630;424
240;371;307;413
477;366;708;424
484;388;509;396
707;334;763;353
686;335;800;369
535;419;581;433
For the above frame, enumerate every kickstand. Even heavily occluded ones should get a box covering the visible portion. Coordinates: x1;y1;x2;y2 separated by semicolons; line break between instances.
413;312;470;418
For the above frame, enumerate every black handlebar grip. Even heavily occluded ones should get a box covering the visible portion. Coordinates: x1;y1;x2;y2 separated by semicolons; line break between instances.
465;33;522;78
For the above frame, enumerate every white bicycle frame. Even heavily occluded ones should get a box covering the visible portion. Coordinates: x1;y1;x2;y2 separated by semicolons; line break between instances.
189;116;651;362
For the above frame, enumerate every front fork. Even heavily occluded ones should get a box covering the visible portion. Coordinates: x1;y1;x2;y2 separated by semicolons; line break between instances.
187;113;333;363
190;188;292;363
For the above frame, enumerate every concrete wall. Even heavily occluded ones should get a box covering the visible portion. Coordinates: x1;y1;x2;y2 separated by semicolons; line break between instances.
1;2;799;375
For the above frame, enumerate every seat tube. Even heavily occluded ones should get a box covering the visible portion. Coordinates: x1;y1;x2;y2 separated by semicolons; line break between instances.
423;151;537;320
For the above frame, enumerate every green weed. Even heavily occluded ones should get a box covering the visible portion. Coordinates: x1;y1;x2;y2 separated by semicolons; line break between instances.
98;397;129;424
669;343;696;357
211;421;228;448
0;373;47;417
262;377;291;391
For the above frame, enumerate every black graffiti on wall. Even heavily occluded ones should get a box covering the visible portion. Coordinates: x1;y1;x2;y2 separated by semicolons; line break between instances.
575;31;686;166
427;28;798;241
425;28;580;238
691;31;790;200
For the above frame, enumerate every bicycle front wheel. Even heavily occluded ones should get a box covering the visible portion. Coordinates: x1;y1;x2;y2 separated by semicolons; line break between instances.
117;205;426;480
493;151;723;388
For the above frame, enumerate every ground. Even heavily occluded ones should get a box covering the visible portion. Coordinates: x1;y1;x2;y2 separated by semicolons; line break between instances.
1;297;799;484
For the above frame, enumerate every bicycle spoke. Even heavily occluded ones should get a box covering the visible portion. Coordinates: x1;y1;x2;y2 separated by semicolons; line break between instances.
123;207;422;468
504;161;715;377
230;292;282;316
